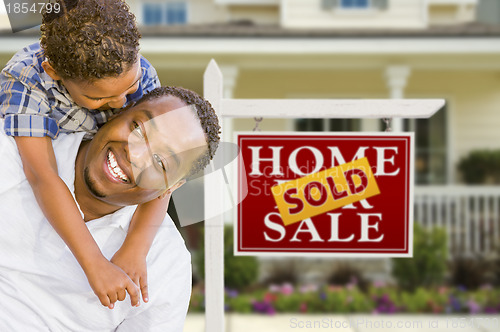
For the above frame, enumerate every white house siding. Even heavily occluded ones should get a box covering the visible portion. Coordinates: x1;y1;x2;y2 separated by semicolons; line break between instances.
428;3;476;25
452;72;500;161
282;0;427;29
0;0;10;31
185;0;229;24
0;14;9;31
127;0;145;24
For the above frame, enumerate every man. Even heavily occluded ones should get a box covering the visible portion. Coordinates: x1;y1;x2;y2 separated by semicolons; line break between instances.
0;86;220;331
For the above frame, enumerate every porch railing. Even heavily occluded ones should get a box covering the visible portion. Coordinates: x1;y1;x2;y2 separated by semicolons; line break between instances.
414;186;500;258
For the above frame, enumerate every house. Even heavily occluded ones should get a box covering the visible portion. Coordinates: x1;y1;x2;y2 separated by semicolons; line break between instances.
1;0;500;264
127;0;499;261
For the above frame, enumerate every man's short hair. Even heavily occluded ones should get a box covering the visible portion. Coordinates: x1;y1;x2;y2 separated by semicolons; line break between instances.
138;86;221;178
40;0;140;81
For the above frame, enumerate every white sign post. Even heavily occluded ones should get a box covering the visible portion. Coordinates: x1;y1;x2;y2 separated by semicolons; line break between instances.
202;60;444;332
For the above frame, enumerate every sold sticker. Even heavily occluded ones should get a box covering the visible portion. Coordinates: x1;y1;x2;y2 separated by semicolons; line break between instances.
271;157;381;226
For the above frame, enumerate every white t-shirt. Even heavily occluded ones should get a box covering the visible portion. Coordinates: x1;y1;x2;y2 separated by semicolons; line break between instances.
0;127;191;332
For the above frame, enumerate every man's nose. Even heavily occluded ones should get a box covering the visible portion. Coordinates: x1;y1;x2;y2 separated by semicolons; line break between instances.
107;94;127;109
128;140;151;170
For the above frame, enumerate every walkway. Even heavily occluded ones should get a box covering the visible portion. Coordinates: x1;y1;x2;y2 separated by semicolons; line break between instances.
184;314;500;332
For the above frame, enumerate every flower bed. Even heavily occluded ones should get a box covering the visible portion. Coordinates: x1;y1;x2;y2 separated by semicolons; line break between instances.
189;283;500;315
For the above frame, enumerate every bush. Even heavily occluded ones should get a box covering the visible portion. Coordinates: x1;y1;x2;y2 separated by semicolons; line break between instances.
450;256;492;290
327;263;369;292
392;223;447;291
491;245;500;287
195;225;259;291
262;260;299;285
458;150;500;184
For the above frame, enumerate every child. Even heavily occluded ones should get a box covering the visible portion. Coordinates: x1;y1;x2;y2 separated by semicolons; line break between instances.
0;0;174;309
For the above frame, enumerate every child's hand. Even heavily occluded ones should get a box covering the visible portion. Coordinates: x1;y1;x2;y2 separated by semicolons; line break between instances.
111;246;149;304
85;257;141;309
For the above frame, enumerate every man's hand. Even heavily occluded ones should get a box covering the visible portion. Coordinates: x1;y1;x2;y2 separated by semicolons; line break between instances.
111;246;149;304
85;257;141;309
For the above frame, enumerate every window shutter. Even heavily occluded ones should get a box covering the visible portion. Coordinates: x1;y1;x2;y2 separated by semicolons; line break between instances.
372;0;388;10
322;0;339;10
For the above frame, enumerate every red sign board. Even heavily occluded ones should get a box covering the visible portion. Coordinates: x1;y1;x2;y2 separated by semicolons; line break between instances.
236;132;414;257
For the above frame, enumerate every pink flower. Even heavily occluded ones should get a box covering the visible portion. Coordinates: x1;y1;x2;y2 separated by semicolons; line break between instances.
467;299;481;314
480;284;493;291
269;284;281;293
281;283;294;295
438;286;448;295
328;285;343;292
300;302;307;313
300;284;318;294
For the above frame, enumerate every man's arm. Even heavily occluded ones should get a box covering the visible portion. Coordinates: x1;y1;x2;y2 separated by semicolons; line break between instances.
14;136;141;309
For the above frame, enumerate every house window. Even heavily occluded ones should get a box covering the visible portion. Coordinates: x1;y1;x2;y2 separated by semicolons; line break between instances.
143;2;187;26
341;0;370;9
143;3;163;26
166;2;187;25
322;0;387;11
404;105;448;185
295;119;360;132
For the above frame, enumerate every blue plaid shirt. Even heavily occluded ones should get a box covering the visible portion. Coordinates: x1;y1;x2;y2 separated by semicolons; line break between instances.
0;42;161;139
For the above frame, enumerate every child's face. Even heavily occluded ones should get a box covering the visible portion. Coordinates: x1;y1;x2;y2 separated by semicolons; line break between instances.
61;60;142;111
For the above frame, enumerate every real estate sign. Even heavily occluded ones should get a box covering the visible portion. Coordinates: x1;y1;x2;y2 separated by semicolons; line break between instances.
236;132;414;257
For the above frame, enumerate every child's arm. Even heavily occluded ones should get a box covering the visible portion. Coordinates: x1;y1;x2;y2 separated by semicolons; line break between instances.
14;136;141;309
111;195;171;304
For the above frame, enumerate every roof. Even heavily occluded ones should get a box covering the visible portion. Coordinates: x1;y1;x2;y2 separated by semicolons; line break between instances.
136;22;500;38
1;22;500;38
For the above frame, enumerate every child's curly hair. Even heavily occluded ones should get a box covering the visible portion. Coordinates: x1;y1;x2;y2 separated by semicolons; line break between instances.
40;0;141;81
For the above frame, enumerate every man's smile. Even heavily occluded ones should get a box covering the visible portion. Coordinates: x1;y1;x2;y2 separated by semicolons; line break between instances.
105;149;131;184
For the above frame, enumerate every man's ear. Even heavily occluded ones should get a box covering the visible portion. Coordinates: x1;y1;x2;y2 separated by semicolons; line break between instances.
158;179;186;200
41;60;62;81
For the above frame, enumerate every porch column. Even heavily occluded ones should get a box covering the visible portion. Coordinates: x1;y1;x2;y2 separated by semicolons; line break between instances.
384;66;411;132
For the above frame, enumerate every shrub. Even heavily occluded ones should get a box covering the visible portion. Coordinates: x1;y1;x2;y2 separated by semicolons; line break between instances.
450;256;492;290
189;285;205;313
226;292;254;313
321;286;373;313
195;225;259;291
492;245;500;287
262;260;299;285
392;223;447;291
327;263;369;292
458;150;500;184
